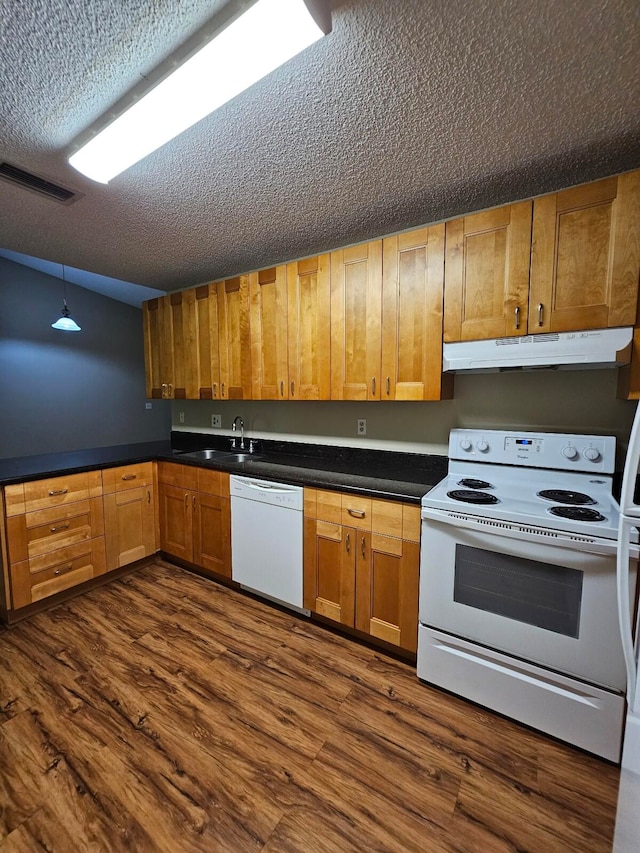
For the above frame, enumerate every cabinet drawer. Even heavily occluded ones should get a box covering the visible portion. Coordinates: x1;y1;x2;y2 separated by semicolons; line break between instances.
197;468;230;498
102;462;154;493
5;471;103;516
6;498;104;564
157;461;198;490
11;537;107;609
341;495;372;530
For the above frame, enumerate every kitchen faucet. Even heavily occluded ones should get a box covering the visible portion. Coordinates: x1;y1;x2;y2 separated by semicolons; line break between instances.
231;416;244;450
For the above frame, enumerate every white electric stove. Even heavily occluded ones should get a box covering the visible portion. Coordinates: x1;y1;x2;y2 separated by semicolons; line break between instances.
417;428;638;761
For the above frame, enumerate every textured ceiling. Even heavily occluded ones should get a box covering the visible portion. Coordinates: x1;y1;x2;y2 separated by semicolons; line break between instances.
0;0;639;295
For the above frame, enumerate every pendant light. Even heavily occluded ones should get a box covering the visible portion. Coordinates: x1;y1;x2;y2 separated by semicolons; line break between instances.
51;265;81;331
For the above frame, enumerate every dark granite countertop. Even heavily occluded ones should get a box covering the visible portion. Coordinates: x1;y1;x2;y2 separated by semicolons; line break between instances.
0;433;448;503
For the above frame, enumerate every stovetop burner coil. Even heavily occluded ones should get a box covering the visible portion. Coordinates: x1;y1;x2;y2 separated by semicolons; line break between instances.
538;489;596;505
548;506;606;522
458;478;493;490
447;489;500;505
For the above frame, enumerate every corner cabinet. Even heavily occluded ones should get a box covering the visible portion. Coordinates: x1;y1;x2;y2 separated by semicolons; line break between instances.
157;462;231;579
303;488;421;653
103;463;157;571
3;472;106;610
444;171;640;342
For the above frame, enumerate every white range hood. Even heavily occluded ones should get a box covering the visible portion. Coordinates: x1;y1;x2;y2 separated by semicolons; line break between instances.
443;327;634;373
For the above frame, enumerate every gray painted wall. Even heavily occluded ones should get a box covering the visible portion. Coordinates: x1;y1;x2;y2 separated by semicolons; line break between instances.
0;258;171;459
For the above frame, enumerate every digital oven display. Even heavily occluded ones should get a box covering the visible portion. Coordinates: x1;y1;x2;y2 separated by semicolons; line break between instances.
504;437;543;454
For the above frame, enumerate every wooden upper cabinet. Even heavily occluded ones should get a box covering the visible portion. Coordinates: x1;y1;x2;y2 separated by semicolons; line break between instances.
168;290;199;399
249;265;289;400
142;296;174;398
382;224;453;401
444;201;533;342
195;283;222;400
287;255;331;400
331;240;383;400
142;291;198;399
530;172;640;333
217;275;252;400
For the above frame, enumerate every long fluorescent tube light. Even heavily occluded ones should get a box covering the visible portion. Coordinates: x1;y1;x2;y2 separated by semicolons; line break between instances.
69;0;329;184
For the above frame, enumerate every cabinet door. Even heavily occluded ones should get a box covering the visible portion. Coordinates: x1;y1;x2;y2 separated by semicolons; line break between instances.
194;284;222;400
331;240;383;400
168;290;198;399
530;172;640;333
193;493;231;578
288;255;331;400
444;201;533;342
158;484;193;562
142;296;176;398
104;486;157;571
355;533;419;653
249;266;289;400
303;518;355;626
382;224;452;400
217;276;252;400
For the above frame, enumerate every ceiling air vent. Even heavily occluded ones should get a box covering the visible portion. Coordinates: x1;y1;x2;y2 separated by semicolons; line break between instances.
0;162;83;205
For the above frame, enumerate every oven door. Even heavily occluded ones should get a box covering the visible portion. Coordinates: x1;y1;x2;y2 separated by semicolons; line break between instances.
419;512;636;691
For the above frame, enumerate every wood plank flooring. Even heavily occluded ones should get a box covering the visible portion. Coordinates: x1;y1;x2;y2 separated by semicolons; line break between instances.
0;560;620;852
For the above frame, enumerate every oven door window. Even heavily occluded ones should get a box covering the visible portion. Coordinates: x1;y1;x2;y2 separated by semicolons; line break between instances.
453;544;583;638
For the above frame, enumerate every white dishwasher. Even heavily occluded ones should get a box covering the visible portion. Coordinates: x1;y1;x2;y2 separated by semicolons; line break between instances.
230;475;308;614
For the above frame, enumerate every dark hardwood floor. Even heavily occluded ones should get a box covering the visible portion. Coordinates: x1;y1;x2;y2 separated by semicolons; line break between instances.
0;560;620;852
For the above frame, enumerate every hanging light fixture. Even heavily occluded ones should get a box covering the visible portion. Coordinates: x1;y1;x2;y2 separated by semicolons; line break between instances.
51;265;81;331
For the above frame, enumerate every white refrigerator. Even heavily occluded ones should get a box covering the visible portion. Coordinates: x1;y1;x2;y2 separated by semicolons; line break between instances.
614;401;640;851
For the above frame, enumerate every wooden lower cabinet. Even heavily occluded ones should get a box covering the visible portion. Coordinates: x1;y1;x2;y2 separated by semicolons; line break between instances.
3;471;106;611
303;488;421;652
157;462;231;578
103;463;157;571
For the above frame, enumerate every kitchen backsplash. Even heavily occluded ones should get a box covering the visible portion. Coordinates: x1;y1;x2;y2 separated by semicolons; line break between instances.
171;368;637;464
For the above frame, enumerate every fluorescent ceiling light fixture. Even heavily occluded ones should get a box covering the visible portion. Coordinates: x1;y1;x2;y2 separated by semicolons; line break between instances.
69;0;329;184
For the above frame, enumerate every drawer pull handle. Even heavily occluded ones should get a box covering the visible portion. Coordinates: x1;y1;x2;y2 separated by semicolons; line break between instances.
371;377;376;396
50;523;70;532
347;508;365;518
537;303;544;326
193;495;197;509
213;383;218;398
290;381;294;397
121;474;137;481
346;532;351;553
221;383;225;397
514;306;520;330
54;564;73;576
386;376;390;396
184;493;189;507
280;381;284;397
361;536;366;557
49;488;68;496
147;490;151;504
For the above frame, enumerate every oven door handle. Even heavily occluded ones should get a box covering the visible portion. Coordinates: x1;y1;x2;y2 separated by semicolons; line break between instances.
617;516;638;708
421;506;634;558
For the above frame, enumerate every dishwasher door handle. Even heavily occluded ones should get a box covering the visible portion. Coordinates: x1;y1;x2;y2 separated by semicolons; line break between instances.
243;481;297;494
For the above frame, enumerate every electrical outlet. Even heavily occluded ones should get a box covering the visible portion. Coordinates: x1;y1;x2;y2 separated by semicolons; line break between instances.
357;418;367;436
179;411;185;424
211;414;222;428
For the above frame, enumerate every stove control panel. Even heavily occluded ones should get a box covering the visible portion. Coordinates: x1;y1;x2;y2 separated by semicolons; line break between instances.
449;429;616;473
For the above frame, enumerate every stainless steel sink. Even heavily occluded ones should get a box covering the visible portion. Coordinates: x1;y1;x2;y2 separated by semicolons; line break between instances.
226;453;263;463
178;448;233;460
177;448;263;463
